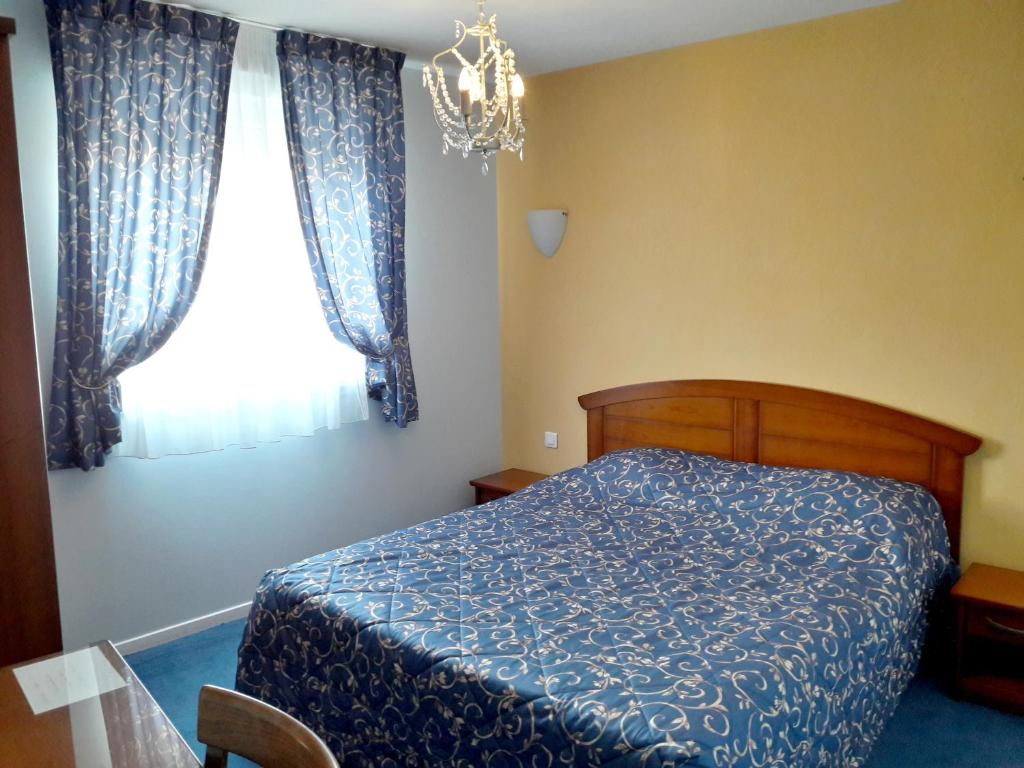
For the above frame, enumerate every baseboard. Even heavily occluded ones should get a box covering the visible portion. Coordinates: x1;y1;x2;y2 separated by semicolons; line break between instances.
115;601;252;656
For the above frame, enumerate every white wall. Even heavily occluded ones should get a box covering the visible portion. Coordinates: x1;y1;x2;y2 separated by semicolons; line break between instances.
1;0;501;648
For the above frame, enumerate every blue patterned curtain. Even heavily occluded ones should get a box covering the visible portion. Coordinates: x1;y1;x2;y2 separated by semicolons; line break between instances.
276;32;417;427
44;0;238;470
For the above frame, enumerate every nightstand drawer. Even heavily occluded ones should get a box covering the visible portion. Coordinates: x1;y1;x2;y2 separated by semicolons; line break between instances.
965;604;1024;646
475;487;510;504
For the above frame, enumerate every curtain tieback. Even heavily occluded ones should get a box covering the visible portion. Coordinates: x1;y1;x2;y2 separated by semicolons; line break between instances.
70;372;113;392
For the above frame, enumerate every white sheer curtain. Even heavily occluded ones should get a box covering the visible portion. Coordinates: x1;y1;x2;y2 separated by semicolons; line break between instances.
117;25;368;459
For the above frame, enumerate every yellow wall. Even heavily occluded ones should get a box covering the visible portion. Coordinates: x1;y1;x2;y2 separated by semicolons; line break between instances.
498;0;1024;569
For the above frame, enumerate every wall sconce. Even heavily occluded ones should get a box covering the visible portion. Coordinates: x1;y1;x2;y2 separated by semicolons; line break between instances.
527;209;568;258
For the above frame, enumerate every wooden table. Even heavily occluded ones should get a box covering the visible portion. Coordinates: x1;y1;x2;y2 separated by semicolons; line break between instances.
0;641;200;767
952;562;1024;713
469;468;548;504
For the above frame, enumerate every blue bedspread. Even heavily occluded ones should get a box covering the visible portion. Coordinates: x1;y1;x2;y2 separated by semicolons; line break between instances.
236;449;952;767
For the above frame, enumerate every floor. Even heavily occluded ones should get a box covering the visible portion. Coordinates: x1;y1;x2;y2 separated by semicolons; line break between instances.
128;619;1024;767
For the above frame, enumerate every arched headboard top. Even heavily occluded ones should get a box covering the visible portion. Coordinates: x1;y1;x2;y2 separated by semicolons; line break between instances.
578;380;981;559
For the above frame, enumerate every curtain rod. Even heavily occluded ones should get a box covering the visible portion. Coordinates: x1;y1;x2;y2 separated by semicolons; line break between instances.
158;1;379;47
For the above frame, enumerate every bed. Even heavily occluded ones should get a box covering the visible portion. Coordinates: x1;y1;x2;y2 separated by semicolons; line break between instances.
236;380;981;767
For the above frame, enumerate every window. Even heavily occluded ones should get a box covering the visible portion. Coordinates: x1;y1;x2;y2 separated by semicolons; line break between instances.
116;26;367;459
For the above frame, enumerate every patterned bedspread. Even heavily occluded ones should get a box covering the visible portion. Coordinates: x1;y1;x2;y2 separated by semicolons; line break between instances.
236;449;952;767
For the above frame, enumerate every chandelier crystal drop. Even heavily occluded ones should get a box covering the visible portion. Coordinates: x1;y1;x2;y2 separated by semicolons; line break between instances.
422;0;525;173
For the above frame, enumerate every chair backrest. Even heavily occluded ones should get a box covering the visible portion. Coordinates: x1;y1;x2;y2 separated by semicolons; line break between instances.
197;685;339;768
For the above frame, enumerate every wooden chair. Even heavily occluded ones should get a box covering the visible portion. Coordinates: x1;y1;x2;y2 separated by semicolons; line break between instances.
197;685;339;768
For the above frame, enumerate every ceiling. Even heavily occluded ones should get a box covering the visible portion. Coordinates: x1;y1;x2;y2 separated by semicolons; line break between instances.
176;0;898;75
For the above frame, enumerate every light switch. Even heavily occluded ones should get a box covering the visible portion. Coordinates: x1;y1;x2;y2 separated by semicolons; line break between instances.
544;431;559;449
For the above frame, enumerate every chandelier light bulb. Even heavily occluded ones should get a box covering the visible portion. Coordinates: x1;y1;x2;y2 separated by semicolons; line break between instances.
511;73;525;99
457;66;474;115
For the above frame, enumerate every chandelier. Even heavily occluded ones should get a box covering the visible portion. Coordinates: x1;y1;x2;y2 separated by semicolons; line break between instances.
422;0;525;174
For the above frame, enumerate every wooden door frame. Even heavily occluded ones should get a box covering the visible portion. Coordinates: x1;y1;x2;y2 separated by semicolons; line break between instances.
0;16;63;665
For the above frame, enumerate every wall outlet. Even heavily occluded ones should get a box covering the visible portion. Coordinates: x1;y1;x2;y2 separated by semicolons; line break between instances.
544;431;559;449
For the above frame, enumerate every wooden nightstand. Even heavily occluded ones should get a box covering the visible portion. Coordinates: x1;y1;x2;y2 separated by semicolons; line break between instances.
469;469;548;505
951;563;1024;714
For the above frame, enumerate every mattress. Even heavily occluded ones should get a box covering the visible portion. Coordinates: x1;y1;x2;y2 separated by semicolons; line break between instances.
236;448;952;767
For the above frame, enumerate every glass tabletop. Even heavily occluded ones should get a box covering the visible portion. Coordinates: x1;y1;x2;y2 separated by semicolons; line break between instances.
0;641;200;768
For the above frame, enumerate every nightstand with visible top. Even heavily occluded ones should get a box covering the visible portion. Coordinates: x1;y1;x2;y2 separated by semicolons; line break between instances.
469;469;548;505
951;562;1024;714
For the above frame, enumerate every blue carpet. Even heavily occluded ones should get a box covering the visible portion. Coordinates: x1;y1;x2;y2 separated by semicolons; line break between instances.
129;619;1024;766
127;620;256;767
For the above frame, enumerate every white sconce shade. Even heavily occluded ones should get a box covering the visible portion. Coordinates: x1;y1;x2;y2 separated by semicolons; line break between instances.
527;209;568;258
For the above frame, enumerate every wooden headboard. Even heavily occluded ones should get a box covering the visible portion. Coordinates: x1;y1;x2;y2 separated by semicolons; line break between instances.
578;380;981;559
